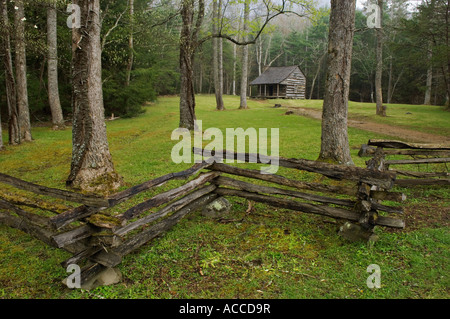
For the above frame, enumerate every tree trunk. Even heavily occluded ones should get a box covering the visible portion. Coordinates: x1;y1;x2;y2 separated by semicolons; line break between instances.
125;0;134;87
179;47;197;130
14;0;32;141
218;29;224;106
318;0;355;165
256;36;263;76
212;0;224;110
309;53;324;100
47;1;65;130
179;0;201;130
375;0;386;116
233;12;243;97
424;41;433;105
239;1;249;109
178;0;204;130
67;0;123;194
387;55;393;104
370;80;374;103
0;0;20;145
198;60;203;94
232;42;237;95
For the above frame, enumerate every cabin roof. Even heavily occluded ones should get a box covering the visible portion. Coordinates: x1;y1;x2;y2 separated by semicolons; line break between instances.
250;66;302;85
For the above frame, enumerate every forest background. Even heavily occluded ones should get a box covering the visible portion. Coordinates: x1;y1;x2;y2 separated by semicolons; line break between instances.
0;0;448;123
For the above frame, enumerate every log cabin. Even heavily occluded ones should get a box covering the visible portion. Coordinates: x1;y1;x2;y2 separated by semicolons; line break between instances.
250;65;306;99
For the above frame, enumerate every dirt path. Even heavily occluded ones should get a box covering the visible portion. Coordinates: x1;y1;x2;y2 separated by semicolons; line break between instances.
286;107;450;144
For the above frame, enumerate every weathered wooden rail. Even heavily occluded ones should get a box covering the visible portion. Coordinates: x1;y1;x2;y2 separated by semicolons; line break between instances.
195;148;405;229
359;139;450;187
0;149;406;288
0;162;218;288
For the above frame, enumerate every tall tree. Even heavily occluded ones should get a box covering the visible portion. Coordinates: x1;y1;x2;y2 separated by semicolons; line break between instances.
212;0;224;110
14;0;32;141
424;40;433;105
421;0;435;105
125;0;134;87
232;42;237;95
375;0;386;116
318;0;355;165
179;0;204;130
239;0;250;109
47;0;65;130
232;6;243;96
0;0;20;145
67;0;123;193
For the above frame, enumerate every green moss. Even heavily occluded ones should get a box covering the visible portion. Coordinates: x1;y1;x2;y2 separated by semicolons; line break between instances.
82;170;123;196
86;213;122;229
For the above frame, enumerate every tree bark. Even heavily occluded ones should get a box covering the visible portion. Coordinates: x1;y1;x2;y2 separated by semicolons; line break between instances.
125;0;134;87
212;0;224;110
0;0;20;145
424;66;433;105
375;0;386;116
424;41;433;105
232;42;237;95
179;1;196;130
198;60;203;93
179;0;204;130
387;54;393;104
318;0;355;165
256;36;263;76
309;53;325;100
179;46;196;129
14;0;32;141
67;0;123;194
218;24;224;105
47;1;65;130
239;0;250;109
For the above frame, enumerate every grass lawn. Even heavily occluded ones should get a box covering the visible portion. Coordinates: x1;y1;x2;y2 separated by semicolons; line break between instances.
0;95;448;299
279;98;450;138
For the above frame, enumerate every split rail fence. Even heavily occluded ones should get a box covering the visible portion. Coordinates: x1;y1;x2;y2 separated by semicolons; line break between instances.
0;148;406;287
359;139;450;187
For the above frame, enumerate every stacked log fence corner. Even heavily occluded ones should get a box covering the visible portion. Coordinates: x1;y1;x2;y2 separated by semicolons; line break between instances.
359;139;450;187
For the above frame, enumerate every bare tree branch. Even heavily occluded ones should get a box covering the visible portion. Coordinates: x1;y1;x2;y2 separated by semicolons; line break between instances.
193;0;313;47
101;4;128;51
